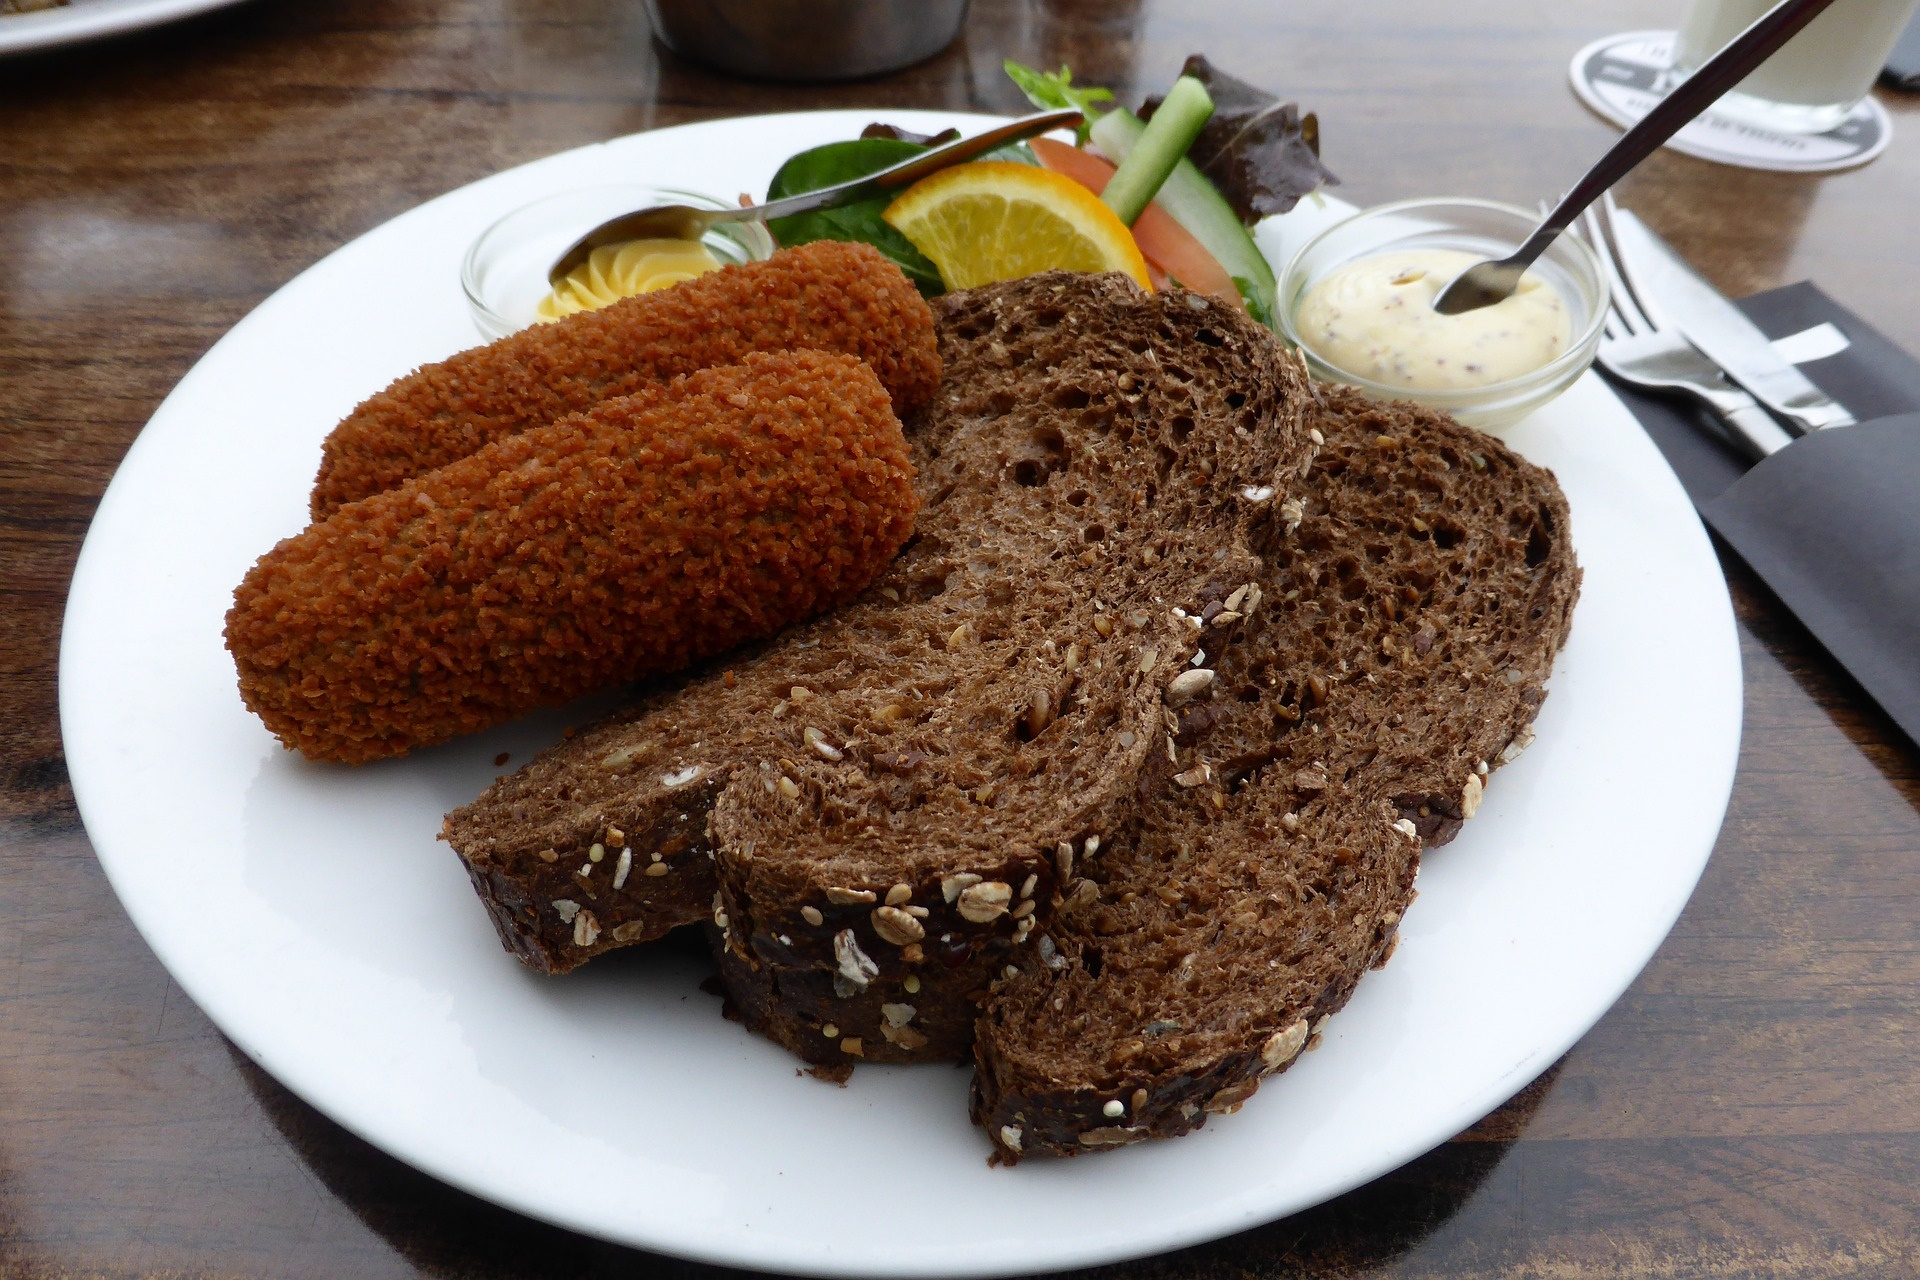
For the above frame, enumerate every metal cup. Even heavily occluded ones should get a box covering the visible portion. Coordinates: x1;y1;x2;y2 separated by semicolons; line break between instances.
644;0;970;82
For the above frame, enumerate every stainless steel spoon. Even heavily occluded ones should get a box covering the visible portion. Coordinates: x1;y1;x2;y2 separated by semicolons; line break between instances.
548;108;1085;283
1432;0;1841;315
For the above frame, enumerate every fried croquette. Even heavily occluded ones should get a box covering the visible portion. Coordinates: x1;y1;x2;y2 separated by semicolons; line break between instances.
310;241;939;519
229;350;919;765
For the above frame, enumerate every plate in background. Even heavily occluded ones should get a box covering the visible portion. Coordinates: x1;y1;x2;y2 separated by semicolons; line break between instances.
0;0;251;56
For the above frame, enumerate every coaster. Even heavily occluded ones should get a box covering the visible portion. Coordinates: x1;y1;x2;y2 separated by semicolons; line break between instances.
1570;30;1891;172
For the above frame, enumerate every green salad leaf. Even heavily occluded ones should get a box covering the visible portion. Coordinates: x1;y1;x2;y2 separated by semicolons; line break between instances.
1004;60;1113;144
765;139;945;297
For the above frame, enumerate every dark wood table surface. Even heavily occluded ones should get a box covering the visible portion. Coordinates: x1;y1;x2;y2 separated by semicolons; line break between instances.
4;1;1918;1275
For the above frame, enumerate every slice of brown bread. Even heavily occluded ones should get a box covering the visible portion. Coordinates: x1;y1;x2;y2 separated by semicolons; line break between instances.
443;273;1312;1003
968;383;1580;1159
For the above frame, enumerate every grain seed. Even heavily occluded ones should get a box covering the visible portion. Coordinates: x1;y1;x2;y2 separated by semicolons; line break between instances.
956;880;1013;923
871;906;925;946
942;872;983;903
834;930;879;990
573;910;601;948
1260;1020;1310;1073
1165;668;1215;706
1461;771;1484;819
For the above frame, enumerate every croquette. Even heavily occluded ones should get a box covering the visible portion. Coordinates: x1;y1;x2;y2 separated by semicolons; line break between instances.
229;350;919;765
310;241;940;518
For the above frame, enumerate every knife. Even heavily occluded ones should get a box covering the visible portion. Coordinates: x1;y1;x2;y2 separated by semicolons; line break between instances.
1610;205;1858;433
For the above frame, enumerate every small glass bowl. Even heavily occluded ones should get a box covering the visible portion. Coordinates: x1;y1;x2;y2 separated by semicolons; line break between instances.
1275;197;1606;433
461;185;776;340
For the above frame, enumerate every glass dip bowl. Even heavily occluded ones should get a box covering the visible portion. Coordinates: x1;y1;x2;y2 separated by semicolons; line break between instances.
462;185;776;340
1275;198;1606;432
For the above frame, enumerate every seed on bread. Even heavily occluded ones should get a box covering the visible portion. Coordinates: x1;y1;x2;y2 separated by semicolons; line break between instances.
833;929;878;992
1165;669;1215;706
956;881;1012;923
1077;1126;1146;1147
1173;763;1212;788
1204;1081;1259;1114
801;905;824;926
826;887;876;905
573;910;600;947
1260;1020;1310;1073
1462;771;1485;818
872;906;926;946
942;872;982;903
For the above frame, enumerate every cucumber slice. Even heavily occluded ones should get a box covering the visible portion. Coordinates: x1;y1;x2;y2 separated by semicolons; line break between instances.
1089;108;1278;327
1101;76;1212;228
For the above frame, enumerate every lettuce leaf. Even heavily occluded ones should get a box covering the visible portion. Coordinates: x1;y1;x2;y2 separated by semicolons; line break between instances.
1142;55;1336;223
764;139;945;296
1003;60;1112;145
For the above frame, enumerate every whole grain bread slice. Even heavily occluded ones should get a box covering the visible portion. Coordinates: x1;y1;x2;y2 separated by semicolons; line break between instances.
443;273;1312;992
968;383;1580;1159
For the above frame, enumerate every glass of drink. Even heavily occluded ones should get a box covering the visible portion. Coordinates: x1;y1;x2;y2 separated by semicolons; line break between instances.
1672;0;1920;133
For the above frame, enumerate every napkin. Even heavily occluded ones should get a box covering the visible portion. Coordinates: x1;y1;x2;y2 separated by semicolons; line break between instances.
1602;283;1920;748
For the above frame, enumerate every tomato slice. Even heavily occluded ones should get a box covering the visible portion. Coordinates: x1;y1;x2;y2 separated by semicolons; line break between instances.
1030;136;1244;312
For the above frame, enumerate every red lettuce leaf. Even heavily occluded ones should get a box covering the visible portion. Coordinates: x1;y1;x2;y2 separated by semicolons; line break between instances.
1142;55;1338;224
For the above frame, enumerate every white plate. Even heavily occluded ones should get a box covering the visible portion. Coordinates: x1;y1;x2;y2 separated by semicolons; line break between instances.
60;112;1741;1277
0;0;249;55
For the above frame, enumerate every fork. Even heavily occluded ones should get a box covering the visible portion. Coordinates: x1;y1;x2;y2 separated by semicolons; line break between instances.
1574;200;1795;461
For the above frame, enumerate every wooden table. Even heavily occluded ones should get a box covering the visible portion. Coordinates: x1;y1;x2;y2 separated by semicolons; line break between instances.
4;1;1917;1275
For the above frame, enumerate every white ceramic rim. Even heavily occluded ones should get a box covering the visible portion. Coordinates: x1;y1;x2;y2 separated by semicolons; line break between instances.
59;111;1741;1277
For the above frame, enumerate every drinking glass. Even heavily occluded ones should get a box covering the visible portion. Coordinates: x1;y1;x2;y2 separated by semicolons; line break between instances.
1672;0;1920;133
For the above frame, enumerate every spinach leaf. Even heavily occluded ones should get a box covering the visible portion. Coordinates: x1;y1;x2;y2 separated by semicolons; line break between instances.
1142;55;1337;224
765;139;945;297
860;123;961;146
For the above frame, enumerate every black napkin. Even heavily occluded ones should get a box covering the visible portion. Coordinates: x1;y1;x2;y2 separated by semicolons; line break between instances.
1603;283;1920;747
1882;8;1920;90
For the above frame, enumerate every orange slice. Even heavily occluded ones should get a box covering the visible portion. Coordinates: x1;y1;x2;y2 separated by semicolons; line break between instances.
882;161;1153;292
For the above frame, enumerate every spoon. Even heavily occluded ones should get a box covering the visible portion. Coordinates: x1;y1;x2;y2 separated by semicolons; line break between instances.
548;108;1085;283
1432;0;1841;315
